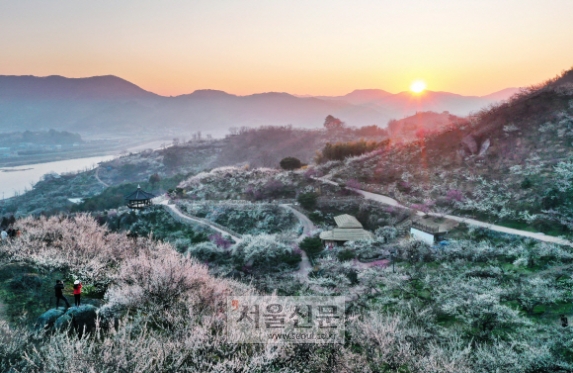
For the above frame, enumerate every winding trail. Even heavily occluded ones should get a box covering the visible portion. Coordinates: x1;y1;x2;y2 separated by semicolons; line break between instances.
157;200;243;243
315;177;573;247
94;167;109;187
280;204;315;277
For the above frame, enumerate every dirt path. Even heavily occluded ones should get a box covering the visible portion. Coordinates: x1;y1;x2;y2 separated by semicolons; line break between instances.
281;204;315;239
94;167;109;187
280;204;315;277
158;201;243;243
314;176;573;247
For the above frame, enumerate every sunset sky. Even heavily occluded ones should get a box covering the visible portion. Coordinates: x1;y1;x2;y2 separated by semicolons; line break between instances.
2;0;573;97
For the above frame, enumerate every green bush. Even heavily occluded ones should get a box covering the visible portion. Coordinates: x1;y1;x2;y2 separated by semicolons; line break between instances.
279;252;302;266
315;139;387;163
299;236;323;259
149;173;161;185
297;192;318;210
337;249;355;261
521;178;533;189
308;211;323;224
279;157;302;170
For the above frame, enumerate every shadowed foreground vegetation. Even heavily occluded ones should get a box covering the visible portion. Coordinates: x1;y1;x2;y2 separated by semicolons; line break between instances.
0;214;571;372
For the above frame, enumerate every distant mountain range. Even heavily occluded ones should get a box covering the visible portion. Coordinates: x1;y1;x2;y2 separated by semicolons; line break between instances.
0;75;520;138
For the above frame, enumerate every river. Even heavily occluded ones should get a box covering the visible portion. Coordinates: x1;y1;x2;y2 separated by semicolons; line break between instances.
0;155;115;199
0;140;173;200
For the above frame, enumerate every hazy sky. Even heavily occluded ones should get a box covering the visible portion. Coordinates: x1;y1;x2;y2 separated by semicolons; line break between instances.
1;0;573;96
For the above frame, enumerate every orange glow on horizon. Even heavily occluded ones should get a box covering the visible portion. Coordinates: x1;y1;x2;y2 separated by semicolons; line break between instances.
2;2;573;97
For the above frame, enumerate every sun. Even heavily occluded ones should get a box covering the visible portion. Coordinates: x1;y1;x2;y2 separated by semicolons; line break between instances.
410;81;426;94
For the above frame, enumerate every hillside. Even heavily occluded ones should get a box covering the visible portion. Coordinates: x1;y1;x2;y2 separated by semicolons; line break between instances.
387;111;469;142
315;68;573;235
214;124;388;168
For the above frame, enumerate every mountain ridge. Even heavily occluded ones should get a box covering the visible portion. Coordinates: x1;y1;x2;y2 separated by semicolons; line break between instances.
0;74;159;100
1;74;518;101
0;74;519;137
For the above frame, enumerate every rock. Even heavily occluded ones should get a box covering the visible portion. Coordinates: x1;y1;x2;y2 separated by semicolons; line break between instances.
53;305;99;335
35;308;65;331
54;313;73;332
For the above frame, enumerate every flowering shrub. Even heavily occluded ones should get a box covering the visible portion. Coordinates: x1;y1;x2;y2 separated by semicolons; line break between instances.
230;234;301;271
2;214;135;288
179;202;297;235
105;245;233;318
179;166;301;201
446;189;464;202
0;210;573;371
186;241;228;263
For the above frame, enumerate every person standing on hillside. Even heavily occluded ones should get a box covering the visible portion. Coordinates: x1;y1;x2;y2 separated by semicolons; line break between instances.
54;280;70;309
73;280;82;307
0;229;7;242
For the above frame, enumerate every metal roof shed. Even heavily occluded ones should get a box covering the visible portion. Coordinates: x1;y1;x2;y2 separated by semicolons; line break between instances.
320;214;375;243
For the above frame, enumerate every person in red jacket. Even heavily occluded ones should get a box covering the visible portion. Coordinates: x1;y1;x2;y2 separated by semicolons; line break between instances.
73;280;82;307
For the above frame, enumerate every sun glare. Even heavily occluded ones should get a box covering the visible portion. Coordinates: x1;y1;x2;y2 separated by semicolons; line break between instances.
410;81;426;94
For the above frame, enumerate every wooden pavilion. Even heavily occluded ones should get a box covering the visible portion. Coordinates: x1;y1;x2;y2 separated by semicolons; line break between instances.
125;185;155;210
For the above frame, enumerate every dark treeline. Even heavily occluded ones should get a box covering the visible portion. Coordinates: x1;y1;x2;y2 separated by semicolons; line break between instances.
217;119;388;168
315;139;390;163
0;129;83;147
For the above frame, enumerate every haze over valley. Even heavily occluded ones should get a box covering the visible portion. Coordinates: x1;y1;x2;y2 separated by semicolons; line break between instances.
0;75;519;140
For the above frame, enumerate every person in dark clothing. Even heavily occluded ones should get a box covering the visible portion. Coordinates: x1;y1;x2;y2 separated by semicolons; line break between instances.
54;280;70;309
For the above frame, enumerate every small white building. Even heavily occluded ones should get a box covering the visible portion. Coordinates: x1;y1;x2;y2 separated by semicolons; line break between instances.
410;226;439;246
409;218;458;245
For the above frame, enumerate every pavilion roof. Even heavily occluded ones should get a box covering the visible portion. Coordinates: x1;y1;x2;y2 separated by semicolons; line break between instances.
124;186;155;201
334;214;363;229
